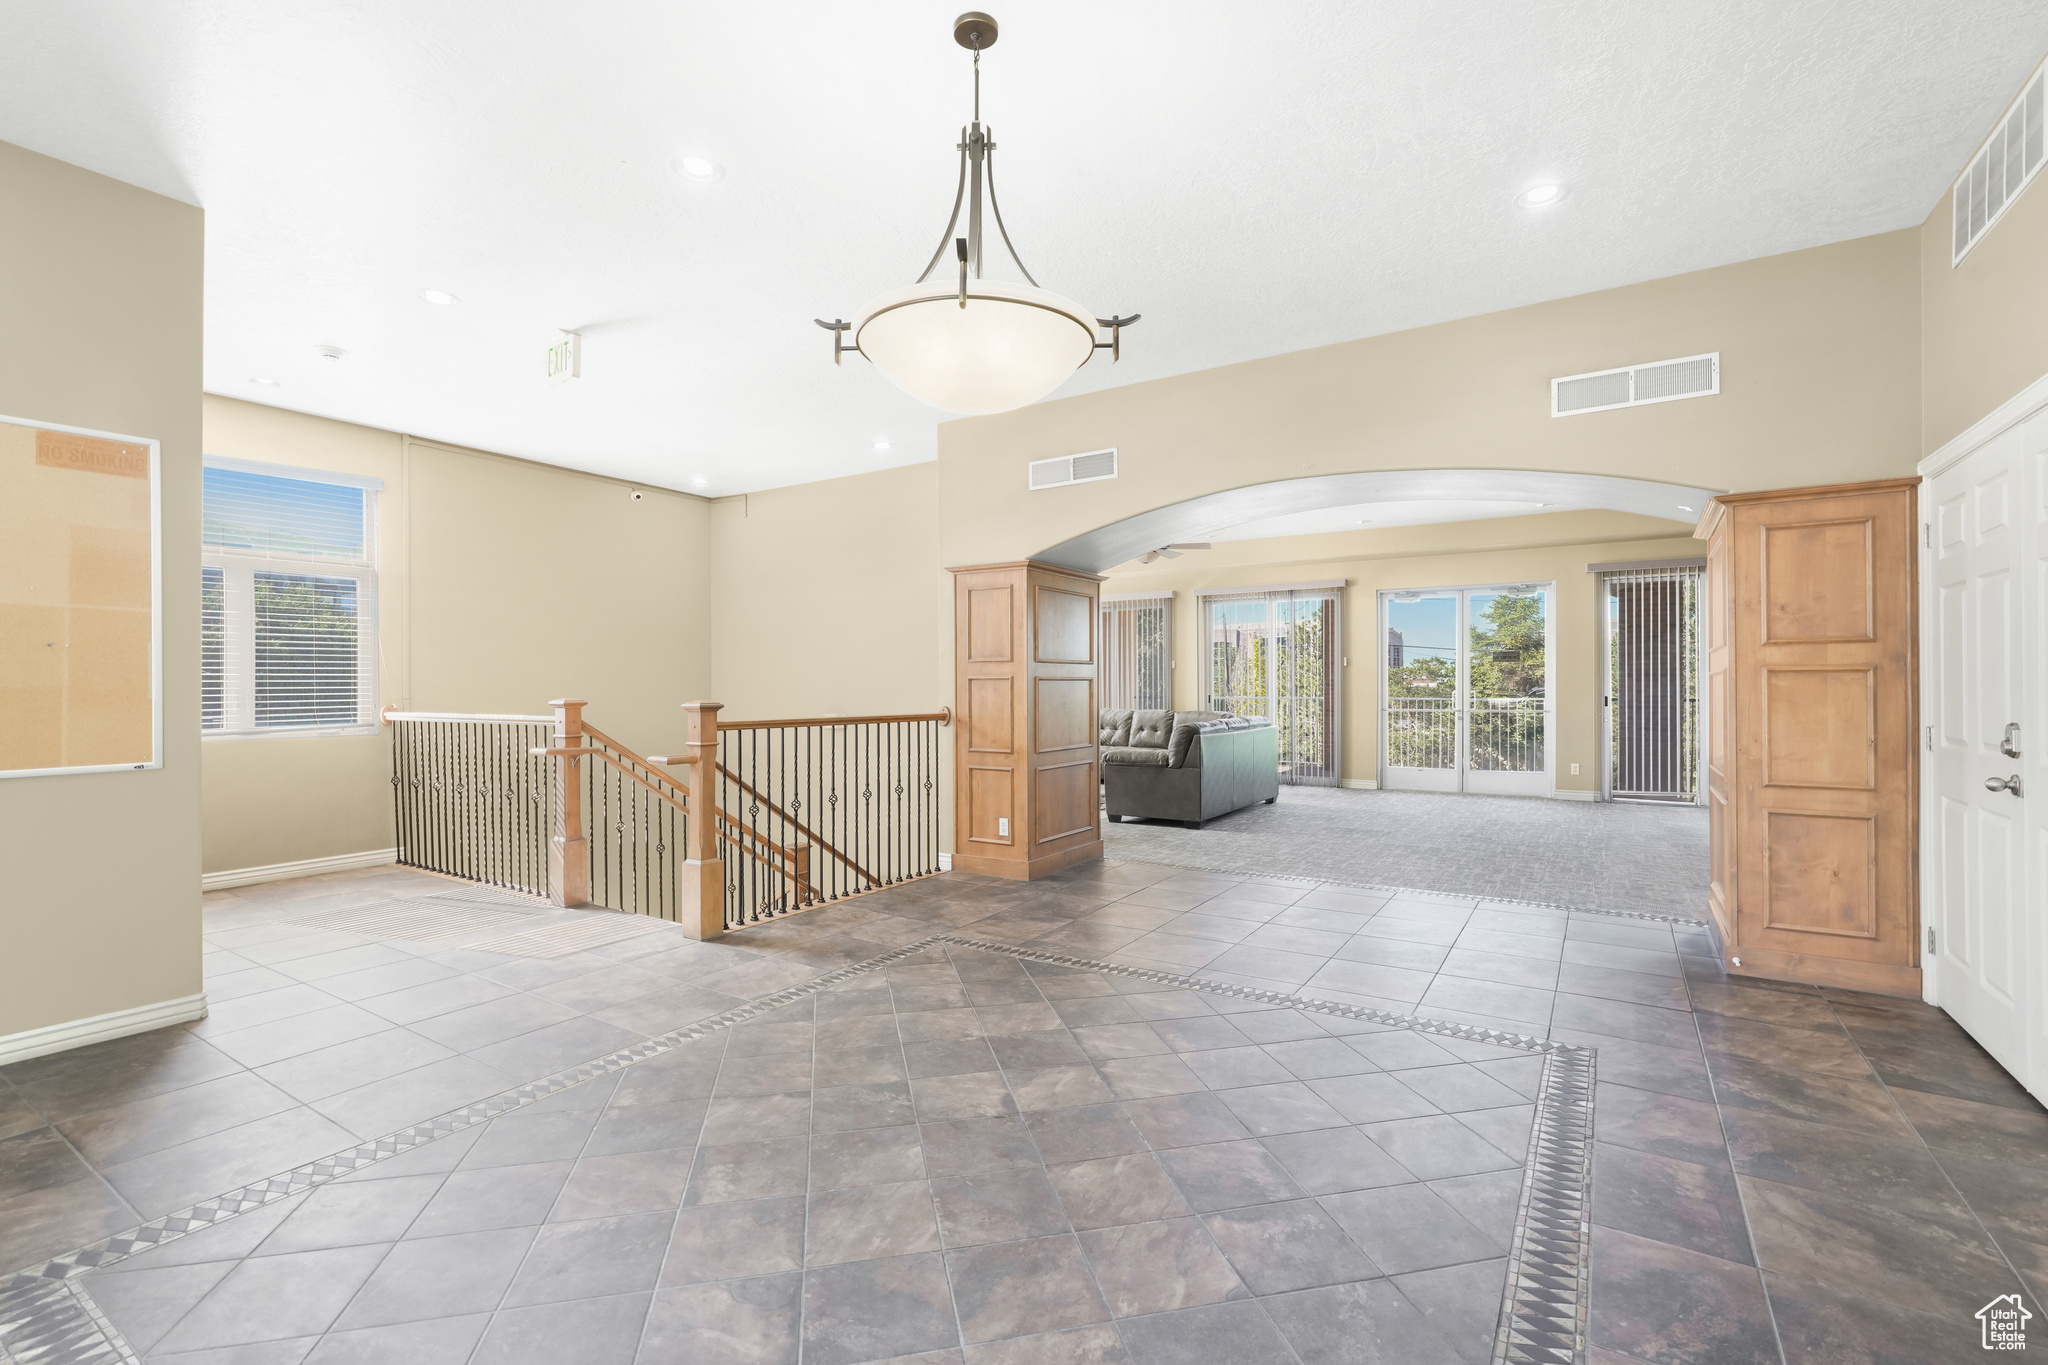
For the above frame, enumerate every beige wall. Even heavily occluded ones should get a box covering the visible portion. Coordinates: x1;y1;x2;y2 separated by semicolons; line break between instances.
934;230;1921;572
1100;512;1703;794
682;230;1925;852
1920;104;2048;451
200;398;713;874
708;463;943;720
0;141;204;1038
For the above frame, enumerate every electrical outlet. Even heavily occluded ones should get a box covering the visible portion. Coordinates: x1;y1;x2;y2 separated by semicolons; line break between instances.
998;817;1009;837
1569;763;1580;775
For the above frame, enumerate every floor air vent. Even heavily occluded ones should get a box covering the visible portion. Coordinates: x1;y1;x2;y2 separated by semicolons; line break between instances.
1553;353;1719;417
1029;448;1118;490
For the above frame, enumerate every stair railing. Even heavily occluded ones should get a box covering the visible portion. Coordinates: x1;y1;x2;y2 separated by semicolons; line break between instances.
385;697;948;938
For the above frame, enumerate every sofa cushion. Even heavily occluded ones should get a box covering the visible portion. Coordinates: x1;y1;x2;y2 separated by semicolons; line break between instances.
1102;746;1172;767
1129;710;1174;749
1167;723;1204;768
1099;709;1133;747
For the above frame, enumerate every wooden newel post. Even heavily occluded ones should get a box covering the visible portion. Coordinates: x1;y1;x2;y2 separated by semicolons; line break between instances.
680;700;725;940
549;698;590;908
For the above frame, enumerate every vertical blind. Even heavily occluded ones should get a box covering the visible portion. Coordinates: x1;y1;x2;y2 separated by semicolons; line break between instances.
1604;565;1703;801
1204;586;1341;785
1101;595;1172;710
201;464;378;734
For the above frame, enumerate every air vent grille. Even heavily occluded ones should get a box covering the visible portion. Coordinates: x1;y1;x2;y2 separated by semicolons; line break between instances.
1028;448;1118;490
1553;353;1719;417
1953;61;2046;265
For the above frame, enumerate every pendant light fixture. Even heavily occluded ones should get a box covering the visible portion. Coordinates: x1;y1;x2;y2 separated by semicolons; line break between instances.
815;12;1138;416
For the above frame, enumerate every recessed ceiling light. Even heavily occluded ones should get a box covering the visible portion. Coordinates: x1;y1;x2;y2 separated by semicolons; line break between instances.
1515;183;1567;209
1677;505;1695;512
250;376;281;387
677;156;724;182
690;476;710;488
419;289;458;306
872;439;893;452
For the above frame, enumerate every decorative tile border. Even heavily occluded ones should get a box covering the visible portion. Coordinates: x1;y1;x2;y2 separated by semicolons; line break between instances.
934;934;1570;1055
1091;855;1711;928
0;937;948;1361
1493;1044;1596;1364
2;929;1599;1364
0;1278;136;1364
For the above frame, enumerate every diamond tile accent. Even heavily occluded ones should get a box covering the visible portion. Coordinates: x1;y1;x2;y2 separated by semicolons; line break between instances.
1491;1045;1595;1364
3;922;1600;1365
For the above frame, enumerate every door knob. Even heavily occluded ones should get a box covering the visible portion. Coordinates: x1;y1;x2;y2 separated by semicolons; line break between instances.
1985;774;2024;797
2000;722;2022;759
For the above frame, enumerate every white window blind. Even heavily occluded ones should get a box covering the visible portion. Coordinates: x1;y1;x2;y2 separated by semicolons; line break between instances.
201;461;379;735
1203;585;1343;785
1101;594;1173;710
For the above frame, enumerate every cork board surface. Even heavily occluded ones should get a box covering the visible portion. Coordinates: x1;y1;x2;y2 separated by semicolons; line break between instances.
0;418;157;773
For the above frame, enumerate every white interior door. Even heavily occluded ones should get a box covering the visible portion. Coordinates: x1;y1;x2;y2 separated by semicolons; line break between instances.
1926;416;2038;1094
1382;586;1552;796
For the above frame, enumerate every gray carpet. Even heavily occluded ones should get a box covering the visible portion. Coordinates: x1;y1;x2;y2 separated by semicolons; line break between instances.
1103;785;1710;917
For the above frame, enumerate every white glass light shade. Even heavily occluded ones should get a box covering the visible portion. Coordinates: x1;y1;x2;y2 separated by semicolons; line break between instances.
855;278;1098;415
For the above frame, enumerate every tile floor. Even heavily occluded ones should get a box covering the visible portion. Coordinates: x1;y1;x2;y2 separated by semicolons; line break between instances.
1;858;2043;1364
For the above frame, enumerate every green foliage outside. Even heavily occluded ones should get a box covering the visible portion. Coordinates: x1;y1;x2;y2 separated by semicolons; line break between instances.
254;571;359;726
1208;602;1334;778
1385;593;1545;771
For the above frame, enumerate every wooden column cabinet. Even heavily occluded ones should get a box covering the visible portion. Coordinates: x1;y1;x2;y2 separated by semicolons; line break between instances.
1697;477;1921;996
950;559;1105;879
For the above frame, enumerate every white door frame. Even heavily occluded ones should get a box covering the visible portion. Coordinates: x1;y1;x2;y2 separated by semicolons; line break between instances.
1378;581;1556;797
1918;370;2048;1103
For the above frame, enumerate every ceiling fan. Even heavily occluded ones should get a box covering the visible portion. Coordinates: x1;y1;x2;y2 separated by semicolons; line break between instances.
1139;542;1211;564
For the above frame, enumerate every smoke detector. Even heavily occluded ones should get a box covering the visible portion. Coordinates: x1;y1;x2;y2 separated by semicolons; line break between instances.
316;345;348;361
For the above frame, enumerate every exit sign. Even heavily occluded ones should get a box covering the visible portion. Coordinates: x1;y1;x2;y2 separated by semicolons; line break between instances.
546;330;581;385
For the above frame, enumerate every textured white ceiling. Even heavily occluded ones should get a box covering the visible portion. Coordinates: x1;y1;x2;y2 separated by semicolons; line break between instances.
1;1;2042;495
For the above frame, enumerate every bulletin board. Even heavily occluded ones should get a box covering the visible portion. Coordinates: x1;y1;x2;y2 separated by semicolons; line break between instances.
0;415;161;777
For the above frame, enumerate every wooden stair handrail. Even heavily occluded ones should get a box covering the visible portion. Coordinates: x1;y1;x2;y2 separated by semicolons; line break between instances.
530;744;690;816
711;761;884;889
554;728;815;886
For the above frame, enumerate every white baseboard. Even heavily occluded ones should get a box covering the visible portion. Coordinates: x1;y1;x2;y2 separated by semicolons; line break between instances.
1551;789;1597;802
203;847;399;891
0;992;209;1066
938;853;954;872
1338;779;1379;790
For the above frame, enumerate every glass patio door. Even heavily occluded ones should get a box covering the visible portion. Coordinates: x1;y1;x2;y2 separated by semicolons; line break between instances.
1381;585;1552;795
1205;588;1340;785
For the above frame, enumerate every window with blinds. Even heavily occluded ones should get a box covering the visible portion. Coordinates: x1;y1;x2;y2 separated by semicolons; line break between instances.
201;461;379;735
1101;594;1172;710
1201;584;1343;785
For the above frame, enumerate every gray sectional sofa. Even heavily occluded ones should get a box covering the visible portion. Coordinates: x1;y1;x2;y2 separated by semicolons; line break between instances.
1099;708;1280;828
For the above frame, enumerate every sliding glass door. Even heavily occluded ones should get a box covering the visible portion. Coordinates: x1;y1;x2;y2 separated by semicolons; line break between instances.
1205;587;1341;785
1382;584;1552;796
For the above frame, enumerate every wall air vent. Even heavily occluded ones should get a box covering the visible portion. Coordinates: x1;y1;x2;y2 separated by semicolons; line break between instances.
1028;448;1118;490
1953;58;2046;265
1553;353;1719;417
